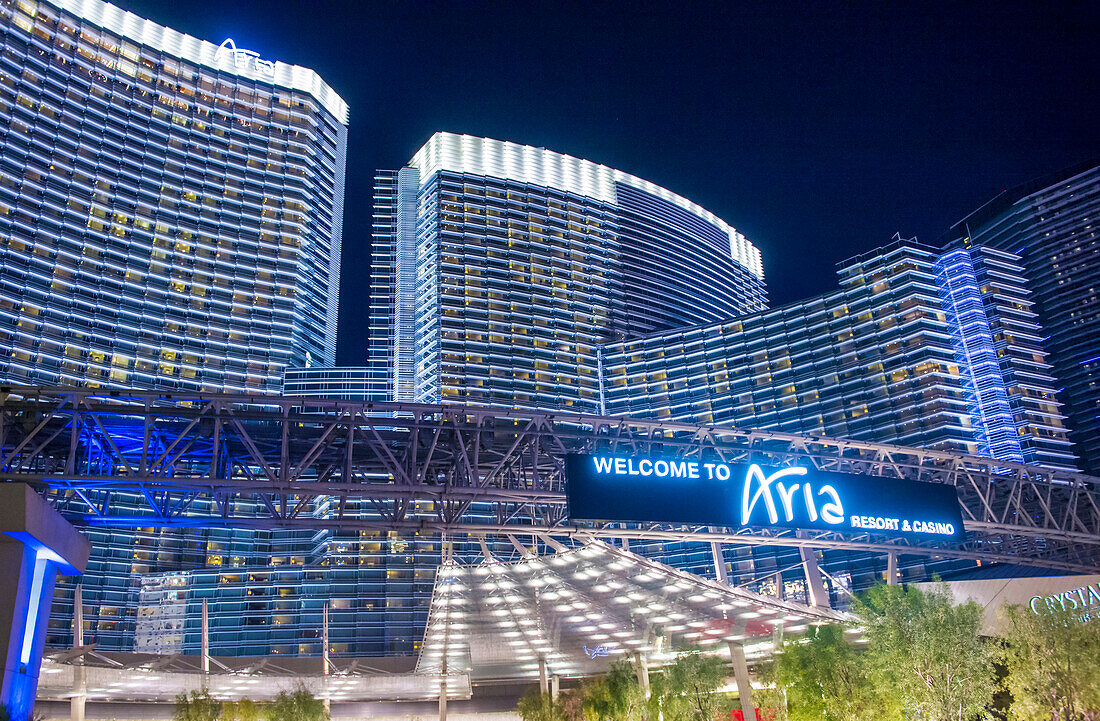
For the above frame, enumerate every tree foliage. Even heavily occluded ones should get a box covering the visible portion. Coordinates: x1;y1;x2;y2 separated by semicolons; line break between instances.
856;583;996;721
220;699;261;721
174;691;222;721
650;652;731;721
763;623;893;721
583;660;648;721
517;657;727;721
517;689;560;721
999;601;1100;720
264;689;328;721
174;689;326;721
515;687;588;721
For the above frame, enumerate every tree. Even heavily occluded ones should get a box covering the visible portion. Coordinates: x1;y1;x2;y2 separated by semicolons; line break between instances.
527;687;592;721
517;689;560;721
174;691;221;721
762;624;894;721
220;699;261;721
650;652;730;721
583;660;648;721
264;689;328;721
999;601;1100;720
856;582;996;721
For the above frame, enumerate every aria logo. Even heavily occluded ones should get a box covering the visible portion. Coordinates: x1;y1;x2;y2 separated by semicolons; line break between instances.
214;39;276;79
740;464;844;526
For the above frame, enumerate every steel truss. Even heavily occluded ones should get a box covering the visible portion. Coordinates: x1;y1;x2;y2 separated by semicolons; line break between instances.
2;386;1099;573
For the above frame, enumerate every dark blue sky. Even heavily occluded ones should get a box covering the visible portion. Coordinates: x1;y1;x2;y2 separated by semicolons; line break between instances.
120;0;1099;364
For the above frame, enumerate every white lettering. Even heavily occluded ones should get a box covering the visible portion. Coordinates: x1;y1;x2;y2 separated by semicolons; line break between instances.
741;464;809;526
804;484;819;522
688;462;700;479
818;484;844;525
638;459;653;476
703;463;716;479
593;457;614;474
614;458;626;475
776;482;801;522
1032;583;1100;618
654;460;669;477
715;463;731;481
214;38;276;79
670;461;687;478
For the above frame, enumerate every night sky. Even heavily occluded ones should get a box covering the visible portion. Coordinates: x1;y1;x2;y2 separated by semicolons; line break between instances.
117;0;1099;365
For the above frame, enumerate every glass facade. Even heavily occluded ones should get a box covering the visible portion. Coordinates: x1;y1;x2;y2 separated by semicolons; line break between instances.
601;240;1076;469
0;0;356;661
2;0;1092;669
367;132;768;413
0;0;347;393
954;164;1100;474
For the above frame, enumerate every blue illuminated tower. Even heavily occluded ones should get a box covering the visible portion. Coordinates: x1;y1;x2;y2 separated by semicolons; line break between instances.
954;163;1100;474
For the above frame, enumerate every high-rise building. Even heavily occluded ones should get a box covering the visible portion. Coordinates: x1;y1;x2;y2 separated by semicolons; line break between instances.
953;164;1100;474
367;132;767;410
0;0;356;660
354;134;1075;470
0;0;348;393
601;239;1076;469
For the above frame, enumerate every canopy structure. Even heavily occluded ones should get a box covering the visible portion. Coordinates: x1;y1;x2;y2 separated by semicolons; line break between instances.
36;653;469;703
416;539;851;682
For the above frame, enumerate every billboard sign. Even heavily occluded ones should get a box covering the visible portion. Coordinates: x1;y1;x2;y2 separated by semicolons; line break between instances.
565;453;964;540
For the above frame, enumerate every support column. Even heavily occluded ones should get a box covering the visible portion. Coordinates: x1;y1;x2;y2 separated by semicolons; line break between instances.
70;585;85;721
727;642;756;721
551;674;559;701
709;530;728;584
321;601;330;712
201;598;210;676
0;485;90;721
886;552;899;586
799;544;830;609
538;655;548;695
634;651;650;699
439;660;448;721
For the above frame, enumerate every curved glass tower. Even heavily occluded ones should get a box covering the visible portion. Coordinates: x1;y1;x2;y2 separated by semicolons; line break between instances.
0;0;347;393
369;132;767;411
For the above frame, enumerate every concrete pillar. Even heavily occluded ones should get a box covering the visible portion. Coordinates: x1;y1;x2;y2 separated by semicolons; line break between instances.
439;660;448;721
0;485;90;721
634;651;650;699
551;674;560;701
710;531;728;584
321;601;330;711
886;552;899;586
71;584;85;721
799;544;830;609
70;686;85;721
728;641;756;721
201;598;210;676
538;655;548;694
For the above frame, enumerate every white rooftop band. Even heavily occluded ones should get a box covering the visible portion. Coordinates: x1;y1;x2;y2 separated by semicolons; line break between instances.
409;132;764;279
50;0;349;124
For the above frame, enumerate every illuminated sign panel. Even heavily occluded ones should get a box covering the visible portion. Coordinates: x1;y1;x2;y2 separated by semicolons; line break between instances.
214;39;276;79
565;454;964;539
1030;582;1100;619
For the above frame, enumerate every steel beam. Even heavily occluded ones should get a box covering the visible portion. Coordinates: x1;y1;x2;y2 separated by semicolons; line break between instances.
0;386;1097;572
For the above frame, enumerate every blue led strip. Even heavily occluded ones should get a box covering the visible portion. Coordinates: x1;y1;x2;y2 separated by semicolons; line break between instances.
934;249;1025;464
